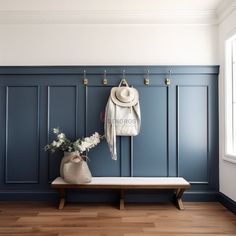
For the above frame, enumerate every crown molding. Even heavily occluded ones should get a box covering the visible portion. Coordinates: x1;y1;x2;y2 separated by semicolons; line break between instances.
0;10;218;25
217;0;236;24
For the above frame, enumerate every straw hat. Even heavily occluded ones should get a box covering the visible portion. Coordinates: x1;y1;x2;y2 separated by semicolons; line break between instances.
110;86;139;107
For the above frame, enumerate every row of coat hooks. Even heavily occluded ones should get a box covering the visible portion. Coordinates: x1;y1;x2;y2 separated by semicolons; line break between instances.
83;70;172;86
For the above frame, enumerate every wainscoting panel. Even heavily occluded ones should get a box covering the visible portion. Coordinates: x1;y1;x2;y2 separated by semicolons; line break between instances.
177;86;208;183
0;66;219;201
5;86;39;183
86;86;121;176
47;85;77;182
133;86;168;177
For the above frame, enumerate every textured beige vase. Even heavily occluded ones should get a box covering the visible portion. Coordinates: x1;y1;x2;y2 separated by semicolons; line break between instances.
60;152;76;178
60;151;92;184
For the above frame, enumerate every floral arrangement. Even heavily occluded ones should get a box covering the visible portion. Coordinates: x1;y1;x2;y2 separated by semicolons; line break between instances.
45;128;102;154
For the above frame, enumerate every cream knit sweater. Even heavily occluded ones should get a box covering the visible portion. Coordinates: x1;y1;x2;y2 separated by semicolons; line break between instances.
104;97;141;160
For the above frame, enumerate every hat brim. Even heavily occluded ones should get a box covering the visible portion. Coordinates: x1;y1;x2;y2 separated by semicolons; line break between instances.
110;87;139;107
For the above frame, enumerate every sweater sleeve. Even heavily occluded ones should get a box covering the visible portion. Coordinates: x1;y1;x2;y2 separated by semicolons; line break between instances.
104;98;117;160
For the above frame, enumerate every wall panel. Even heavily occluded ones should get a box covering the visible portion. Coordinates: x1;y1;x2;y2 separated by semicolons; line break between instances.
0;66;219;201
177;86;208;183
5;86;39;183
133;86;168;177
86;86;121;176
47;85;77;181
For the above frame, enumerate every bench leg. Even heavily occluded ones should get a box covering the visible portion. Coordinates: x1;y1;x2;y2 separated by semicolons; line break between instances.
58;188;66;210
175;188;185;210
120;190;125;210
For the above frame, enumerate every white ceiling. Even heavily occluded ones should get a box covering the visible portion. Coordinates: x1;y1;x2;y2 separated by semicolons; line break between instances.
0;0;223;11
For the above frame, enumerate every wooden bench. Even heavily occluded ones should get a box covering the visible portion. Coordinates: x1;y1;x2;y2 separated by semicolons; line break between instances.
51;177;190;210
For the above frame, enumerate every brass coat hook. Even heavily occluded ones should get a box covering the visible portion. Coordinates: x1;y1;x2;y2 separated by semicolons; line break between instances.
121;70;127;85
83;70;88;86
165;70;171;86
144;70;150;85
103;70;108;85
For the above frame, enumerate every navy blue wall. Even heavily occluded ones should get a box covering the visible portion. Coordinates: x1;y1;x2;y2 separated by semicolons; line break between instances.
0;66;219;201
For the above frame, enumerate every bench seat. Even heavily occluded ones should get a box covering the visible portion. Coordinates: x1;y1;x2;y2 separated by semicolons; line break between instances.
51;177;190;210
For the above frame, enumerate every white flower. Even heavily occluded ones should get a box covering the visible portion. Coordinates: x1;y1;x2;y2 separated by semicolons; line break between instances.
79;145;87;152
45;130;102;154
80;141;91;149
53;128;59;134
56;142;61;147
52;141;57;147
52;140;62;148
58;133;65;140
84;137;89;142
77;132;101;153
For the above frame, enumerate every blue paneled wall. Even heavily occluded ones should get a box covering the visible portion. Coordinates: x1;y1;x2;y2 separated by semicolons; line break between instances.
0;66;219;201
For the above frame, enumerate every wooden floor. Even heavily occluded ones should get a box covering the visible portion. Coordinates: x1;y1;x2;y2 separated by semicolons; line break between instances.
0;202;235;236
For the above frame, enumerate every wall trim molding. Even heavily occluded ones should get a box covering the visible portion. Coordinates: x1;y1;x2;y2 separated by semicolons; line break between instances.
218;192;236;214
0;10;218;25
0;66;220;75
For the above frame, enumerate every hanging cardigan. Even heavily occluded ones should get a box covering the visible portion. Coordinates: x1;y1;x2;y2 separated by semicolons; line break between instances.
104;97;141;160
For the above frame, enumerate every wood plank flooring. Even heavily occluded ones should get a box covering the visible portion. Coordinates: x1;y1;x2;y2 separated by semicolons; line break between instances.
0;202;235;236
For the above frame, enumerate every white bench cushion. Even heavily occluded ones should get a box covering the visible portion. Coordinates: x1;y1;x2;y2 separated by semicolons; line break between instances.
52;177;190;189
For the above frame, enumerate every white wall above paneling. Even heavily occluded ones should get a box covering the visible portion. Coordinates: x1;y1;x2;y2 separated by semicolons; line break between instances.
0;0;221;65
0;24;218;65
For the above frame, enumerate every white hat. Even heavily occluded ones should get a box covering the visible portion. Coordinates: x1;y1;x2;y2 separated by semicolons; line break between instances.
110;86;139;107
